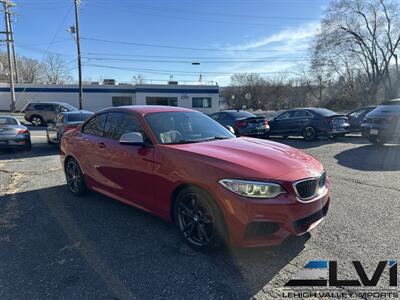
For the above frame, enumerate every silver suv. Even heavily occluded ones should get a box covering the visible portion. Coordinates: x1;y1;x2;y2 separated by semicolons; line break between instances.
24;102;78;126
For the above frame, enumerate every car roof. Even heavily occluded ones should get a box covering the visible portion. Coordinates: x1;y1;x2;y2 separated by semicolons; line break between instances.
61;110;92;115
221;110;247;113
29;101;71;106
100;105;194;114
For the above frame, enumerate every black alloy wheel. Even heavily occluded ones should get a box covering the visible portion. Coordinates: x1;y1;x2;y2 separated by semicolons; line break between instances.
302;126;317;141
368;135;385;145
174;187;225;252
65;158;87;196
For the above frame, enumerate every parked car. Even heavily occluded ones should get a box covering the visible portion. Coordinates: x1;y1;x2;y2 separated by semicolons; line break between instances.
209;110;269;137
61;106;330;252
267;108;350;141
0;115;31;151
361;99;400;145
24;101;78;126
47;110;93;144
347;106;377;132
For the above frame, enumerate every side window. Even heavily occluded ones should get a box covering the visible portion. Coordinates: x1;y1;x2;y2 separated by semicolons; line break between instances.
275;111;292;120
34;104;44;111
349;109;366;119
47;104;57;111
58;105;69;112
103;112;143;140
292;110;312;118
82;114;107;137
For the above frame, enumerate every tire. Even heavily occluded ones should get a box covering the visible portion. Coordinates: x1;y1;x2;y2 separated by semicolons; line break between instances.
173;187;227;252
302;126;317;141
368;135;385;145
65;158;87;196
30;115;44;127
24;140;32;151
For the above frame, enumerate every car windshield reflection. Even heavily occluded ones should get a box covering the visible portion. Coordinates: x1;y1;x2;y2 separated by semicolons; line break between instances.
144;111;235;144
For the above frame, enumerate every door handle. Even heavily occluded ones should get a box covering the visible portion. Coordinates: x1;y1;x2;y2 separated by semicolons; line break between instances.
97;142;106;149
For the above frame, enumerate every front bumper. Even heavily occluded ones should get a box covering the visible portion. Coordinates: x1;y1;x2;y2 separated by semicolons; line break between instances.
215;182;330;247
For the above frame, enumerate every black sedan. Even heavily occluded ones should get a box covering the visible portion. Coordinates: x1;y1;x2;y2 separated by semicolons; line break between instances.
209;110;269;137
267;108;349;141
347;106;377;132
361;99;400;145
0;115;31;151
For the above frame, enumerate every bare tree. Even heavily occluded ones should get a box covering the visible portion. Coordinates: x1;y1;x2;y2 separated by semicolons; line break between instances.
43;54;72;84
132;74;146;84
313;0;400;102
18;57;45;83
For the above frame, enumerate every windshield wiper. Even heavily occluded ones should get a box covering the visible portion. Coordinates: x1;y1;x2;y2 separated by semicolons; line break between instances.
202;136;231;141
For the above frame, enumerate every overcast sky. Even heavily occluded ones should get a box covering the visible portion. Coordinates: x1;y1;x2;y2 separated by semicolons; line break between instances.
12;0;329;85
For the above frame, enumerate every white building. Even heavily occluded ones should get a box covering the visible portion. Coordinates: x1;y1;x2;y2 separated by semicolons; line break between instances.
0;83;220;113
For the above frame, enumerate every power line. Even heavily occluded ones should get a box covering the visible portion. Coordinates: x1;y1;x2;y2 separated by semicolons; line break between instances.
94;1;321;21
88;3;294;27
83;52;307;60
81;36;308;53
84;56;310;64
85;63;298;76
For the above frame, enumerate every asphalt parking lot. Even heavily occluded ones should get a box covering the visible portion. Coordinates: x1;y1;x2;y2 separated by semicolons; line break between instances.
1;128;399;299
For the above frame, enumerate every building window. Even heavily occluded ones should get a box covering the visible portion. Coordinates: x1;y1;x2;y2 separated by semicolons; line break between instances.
192;97;212;108
112;96;133;107
146;97;178;106
192;97;211;108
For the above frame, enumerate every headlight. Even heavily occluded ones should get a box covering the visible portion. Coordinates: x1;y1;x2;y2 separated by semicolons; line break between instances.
218;179;286;199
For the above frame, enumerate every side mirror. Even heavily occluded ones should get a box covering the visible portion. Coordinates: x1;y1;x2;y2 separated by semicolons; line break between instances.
119;132;145;146
224;125;235;134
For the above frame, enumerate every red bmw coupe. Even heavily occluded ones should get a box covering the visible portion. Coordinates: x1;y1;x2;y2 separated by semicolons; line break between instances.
61;106;330;252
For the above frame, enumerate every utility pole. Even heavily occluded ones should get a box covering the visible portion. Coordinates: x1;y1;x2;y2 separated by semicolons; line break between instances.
1;0;16;112
73;0;83;109
9;19;19;83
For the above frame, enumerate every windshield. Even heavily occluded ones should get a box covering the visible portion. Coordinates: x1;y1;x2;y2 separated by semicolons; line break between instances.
63;103;78;111
66;113;93;122
145;111;235;144
314;108;337;116
0;116;18;125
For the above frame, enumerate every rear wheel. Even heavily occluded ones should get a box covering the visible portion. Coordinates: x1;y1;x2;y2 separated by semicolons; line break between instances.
302;126;317;141
174;187;226;252
23;141;31;151
30;115;44;126
65;158;87;196
368;135;385;145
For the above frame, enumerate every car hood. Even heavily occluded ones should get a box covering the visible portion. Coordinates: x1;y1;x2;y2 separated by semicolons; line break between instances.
168;137;323;181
